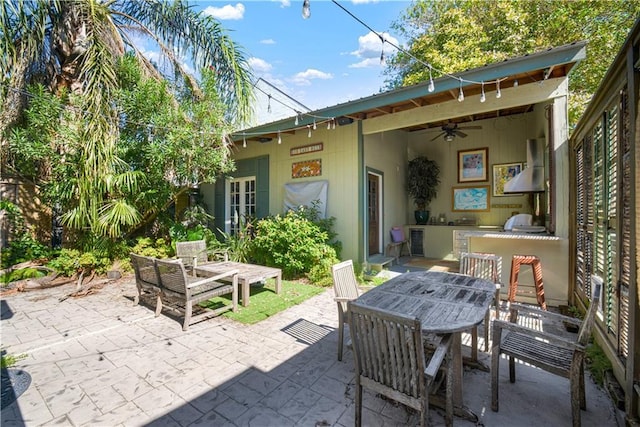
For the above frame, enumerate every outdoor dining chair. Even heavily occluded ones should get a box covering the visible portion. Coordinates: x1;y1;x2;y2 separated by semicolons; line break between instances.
491;276;602;427
331;260;360;361
349;301;453;427
459;252;502;358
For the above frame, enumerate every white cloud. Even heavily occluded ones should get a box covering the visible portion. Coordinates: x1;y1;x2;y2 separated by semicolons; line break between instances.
349;31;399;67
349;58;381;69
278;0;291;7
202;3;245;20
248;57;273;73
260;39;276;45
291;69;333;86
351;0;379;3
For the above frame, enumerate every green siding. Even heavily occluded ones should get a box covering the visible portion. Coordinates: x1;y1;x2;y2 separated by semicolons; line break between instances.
214;156;270;232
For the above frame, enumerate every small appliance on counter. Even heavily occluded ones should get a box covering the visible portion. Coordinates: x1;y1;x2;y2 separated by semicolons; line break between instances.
503;213;546;233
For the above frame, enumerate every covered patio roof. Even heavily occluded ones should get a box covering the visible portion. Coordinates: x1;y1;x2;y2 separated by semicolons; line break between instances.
236;40;587;142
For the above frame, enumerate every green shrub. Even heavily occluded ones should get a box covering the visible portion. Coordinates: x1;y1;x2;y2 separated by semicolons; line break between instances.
0;267;47;284
47;249;111;277
307;254;340;287
0;201;50;268
130;237;171;259
251;208;338;280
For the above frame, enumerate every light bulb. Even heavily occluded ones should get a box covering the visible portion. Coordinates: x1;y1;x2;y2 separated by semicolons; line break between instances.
327;120;331;130
428;67;435;92
294;114;299;126
496;81;502;99
513;79;519;87
307;125;311;138
458;82;464;102
313;120;317;130
302;0;310;19
243;135;246;148
480;82;486;103
278;131;281;144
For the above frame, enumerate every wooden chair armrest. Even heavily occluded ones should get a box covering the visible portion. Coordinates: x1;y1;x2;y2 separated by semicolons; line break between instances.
187;269;239;288
493;319;584;351
425;333;452;380
509;303;582;327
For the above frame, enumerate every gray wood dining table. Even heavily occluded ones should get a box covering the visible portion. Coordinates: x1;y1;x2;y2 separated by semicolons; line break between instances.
353;270;495;420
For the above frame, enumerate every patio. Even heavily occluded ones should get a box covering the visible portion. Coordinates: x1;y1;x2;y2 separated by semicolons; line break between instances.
0;260;624;426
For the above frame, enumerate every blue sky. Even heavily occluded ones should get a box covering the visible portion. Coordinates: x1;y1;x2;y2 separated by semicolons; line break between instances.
195;0;411;123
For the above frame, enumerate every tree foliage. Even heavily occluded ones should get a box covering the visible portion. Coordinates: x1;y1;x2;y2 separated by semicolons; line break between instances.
385;0;640;127
1;0;254;247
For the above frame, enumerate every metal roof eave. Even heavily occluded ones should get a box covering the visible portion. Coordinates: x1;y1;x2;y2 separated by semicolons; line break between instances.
236;40;587;139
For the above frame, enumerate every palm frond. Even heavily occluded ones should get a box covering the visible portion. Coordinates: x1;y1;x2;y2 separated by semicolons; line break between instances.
116;0;254;125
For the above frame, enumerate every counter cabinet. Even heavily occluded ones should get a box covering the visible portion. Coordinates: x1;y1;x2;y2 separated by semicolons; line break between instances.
407;225;501;259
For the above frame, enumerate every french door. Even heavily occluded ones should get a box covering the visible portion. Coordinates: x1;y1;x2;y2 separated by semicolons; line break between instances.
227;176;256;235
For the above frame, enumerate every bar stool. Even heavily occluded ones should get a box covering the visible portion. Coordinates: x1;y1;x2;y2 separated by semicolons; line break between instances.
508;255;546;310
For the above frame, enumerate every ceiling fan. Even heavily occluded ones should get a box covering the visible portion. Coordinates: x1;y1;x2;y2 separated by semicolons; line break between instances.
429;122;482;142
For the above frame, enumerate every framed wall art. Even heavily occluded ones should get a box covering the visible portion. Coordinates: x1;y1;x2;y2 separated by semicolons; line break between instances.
458;147;488;183
292;159;322;178
492;162;523;196
452;186;490;212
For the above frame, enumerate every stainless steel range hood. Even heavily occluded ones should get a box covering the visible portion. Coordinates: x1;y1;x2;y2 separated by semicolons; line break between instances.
504;138;545;193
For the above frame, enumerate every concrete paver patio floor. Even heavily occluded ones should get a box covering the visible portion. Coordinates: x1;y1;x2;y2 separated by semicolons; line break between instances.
0;273;624;426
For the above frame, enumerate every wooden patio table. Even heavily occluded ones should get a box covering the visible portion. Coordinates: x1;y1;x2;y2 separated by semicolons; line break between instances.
195;261;282;307
353;270;495;422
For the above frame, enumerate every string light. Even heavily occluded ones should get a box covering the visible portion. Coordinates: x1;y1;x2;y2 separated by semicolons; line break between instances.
277;130;282;144
243;133;246;148
294;114;299;126
496;80;502;99
327;119;332;130
428;66;435;92
379;36;385;65
313;119;317;130
302;0;310;19
513;79;519;87
458;81;464;102
267;95;272;113
307;125;312;138
480;82;486;103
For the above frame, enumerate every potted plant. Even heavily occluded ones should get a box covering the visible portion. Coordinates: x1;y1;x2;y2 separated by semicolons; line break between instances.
406;156;440;224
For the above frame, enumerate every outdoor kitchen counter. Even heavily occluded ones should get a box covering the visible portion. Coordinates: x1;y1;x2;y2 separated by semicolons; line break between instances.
467;232;568;307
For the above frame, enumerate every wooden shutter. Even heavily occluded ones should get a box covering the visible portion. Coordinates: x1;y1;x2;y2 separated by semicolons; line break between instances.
618;87;631;359
575;137;593;294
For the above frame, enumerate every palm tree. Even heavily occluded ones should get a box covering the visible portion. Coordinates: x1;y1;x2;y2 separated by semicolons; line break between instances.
0;0;254;242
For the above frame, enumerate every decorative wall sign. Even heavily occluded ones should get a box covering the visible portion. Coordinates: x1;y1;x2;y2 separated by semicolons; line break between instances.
492;162;523;196
292;159;322;178
290;142;323;156
452;186;490;212
458;147;488;183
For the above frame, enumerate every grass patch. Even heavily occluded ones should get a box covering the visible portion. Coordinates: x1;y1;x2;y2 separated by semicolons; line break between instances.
201;279;324;324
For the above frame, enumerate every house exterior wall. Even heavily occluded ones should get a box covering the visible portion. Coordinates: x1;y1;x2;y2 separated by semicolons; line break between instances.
363;130;409;256
228;123;362;262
